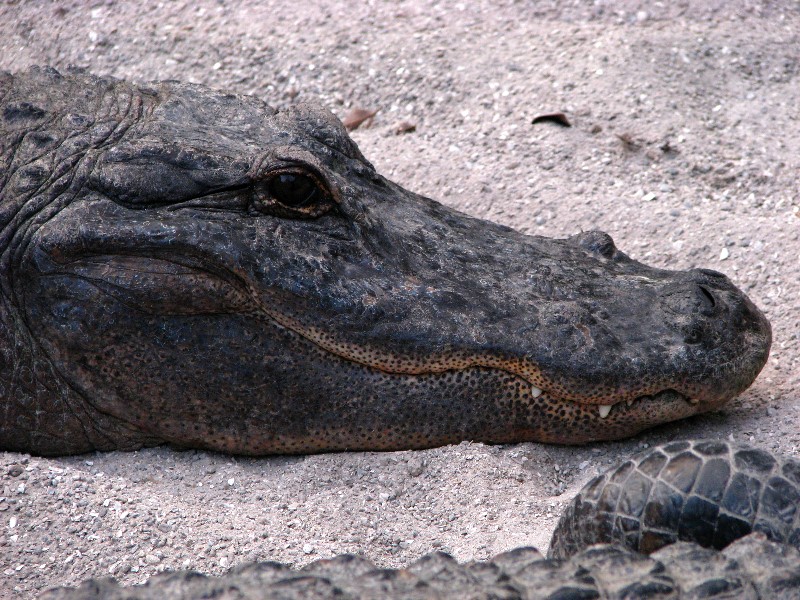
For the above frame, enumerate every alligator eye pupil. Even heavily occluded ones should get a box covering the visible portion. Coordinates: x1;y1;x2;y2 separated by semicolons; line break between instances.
268;173;322;208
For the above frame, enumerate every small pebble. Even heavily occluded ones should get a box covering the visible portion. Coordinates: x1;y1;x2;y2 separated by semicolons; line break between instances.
303;544;314;554
407;459;425;477
720;248;730;260
392;120;416;135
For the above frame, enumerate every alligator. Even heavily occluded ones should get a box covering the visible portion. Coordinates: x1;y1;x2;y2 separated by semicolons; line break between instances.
43;441;800;598
0;67;771;456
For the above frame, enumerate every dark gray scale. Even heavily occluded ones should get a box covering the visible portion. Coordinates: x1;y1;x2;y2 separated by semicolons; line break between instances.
549;439;800;560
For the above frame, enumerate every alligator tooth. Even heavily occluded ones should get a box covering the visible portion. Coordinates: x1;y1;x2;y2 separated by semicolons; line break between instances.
530;386;542;398
626;399;634;407
598;404;613;419
687;398;700;405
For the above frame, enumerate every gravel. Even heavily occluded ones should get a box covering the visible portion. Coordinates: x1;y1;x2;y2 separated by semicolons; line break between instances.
0;1;799;598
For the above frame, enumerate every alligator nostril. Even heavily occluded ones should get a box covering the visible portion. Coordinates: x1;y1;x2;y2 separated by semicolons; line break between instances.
661;281;721;319
698;285;716;309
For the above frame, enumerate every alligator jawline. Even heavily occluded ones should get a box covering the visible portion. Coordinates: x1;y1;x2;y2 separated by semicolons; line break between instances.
261;311;701;419
588;389;695;420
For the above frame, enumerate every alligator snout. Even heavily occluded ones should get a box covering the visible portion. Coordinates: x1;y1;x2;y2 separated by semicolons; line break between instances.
661;272;736;324
653;268;772;406
661;269;765;348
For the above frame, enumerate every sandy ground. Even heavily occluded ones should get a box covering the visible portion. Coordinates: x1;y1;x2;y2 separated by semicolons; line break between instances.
0;1;799;597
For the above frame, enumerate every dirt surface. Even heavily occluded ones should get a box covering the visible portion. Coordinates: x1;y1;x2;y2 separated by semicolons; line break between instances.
0;1;798;598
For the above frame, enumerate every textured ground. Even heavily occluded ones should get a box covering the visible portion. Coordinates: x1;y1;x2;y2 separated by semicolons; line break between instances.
0;1;798;598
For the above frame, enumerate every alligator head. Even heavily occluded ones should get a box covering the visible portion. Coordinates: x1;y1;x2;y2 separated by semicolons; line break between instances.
0;68;771;455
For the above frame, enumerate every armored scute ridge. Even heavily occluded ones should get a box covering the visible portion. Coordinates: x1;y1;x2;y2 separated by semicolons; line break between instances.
0;67;771;456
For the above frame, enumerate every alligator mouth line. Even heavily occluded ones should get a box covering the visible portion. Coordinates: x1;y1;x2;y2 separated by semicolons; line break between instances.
247;300;705;419
251;298;704;421
589;389;698;420
517;382;698;420
47;255;705;418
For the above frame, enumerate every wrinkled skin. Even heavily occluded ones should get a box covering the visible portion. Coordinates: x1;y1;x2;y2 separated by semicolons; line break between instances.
0;68;771;456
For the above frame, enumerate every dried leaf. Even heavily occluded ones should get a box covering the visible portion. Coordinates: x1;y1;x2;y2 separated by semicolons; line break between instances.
616;132;640;151
531;112;571;127
393;120;416;135
343;107;378;131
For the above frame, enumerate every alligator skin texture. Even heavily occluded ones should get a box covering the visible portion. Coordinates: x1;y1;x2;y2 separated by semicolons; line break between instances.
43;441;800;599
549;439;800;559
0;68;772;455
38;535;800;600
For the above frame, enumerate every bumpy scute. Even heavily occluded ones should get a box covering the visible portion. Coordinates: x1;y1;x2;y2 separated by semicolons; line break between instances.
550;440;800;560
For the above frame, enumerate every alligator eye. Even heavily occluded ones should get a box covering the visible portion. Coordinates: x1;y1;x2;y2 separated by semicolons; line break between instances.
253;169;334;217
267;173;324;208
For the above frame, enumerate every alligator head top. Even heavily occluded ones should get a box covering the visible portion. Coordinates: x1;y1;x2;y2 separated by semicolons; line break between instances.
0;67;771;456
